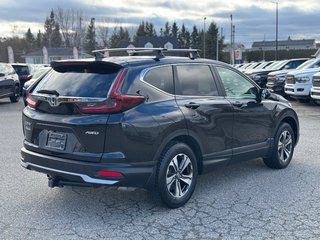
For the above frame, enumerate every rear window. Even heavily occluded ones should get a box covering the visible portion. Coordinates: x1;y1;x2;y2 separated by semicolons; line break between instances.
32;63;121;98
12;65;30;75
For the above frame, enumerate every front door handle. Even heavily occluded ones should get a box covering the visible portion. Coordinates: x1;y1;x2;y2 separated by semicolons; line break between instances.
233;101;245;108
185;102;200;109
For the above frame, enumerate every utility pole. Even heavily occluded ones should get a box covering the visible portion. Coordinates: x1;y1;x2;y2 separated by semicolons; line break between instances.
271;1;279;60
230;14;234;65
203;17;207;58
216;30;219;61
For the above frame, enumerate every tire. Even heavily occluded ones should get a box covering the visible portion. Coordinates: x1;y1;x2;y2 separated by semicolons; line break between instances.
9;85;20;103
154;142;198;208
263;123;295;169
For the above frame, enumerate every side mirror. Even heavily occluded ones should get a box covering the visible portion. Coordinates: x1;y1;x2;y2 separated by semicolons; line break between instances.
257;88;270;102
27;74;32;80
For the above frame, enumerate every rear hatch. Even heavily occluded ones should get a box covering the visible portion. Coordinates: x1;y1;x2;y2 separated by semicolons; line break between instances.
23;61;124;163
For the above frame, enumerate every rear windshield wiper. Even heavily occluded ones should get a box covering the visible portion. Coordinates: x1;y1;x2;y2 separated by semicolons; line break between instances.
37;89;60;96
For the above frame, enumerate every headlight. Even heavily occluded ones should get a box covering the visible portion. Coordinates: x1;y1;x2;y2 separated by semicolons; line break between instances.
252;75;261;80
296;76;310;83
275;76;286;82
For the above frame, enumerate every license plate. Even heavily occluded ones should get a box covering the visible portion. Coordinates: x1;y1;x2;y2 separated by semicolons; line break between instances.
46;131;67;150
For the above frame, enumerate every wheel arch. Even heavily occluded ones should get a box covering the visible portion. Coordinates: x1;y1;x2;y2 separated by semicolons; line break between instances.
276;110;299;146
145;129;204;190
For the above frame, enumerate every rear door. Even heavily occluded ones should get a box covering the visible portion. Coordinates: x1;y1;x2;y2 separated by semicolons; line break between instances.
23;61;123;163
174;64;234;171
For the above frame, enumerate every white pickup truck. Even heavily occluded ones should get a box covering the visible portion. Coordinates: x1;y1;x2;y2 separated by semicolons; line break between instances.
284;67;320;100
311;72;320;103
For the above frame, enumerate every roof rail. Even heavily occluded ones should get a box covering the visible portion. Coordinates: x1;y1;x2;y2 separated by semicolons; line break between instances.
92;48;200;60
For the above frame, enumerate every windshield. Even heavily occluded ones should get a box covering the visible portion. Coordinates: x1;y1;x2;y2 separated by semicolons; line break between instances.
296;59;320;70
266;60;287;70
12;65;29;75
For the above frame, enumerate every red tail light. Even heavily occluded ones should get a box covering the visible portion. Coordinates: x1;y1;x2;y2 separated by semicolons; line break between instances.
76;68;145;114
26;92;38;109
98;170;123;177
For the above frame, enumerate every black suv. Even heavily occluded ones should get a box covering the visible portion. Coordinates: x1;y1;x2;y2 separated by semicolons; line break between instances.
0;63;20;102
21;48;299;208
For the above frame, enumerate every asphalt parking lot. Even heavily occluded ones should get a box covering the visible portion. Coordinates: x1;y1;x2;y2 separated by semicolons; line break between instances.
0;98;320;240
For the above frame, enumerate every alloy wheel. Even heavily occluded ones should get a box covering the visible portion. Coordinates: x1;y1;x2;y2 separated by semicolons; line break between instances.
278;130;293;163
166;153;193;199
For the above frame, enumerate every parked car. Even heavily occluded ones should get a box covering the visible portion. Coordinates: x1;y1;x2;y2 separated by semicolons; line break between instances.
22;67;51;106
21;48;299;208
267;58;320;97
244;61;274;75
309;72;320;104
247;58;308;88
0;63;20;102
11;63;33;93
284;67;320;101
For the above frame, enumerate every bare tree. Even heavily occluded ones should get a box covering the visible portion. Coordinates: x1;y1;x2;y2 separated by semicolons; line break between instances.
54;7;85;48
96;18;121;48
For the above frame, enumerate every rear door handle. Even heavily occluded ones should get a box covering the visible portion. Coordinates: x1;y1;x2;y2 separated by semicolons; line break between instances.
185;102;200;109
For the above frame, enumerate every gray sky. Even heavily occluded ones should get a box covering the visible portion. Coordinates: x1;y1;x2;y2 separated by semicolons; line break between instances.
0;0;319;47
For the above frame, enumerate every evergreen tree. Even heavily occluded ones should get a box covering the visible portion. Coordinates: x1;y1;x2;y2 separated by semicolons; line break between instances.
178;24;190;48
191;26;199;49
164;22;171;37
42;10;62;48
145;22;156;37
134;21;156;42
206;22;219;60
134;21;146;42
84;18;97;52
35;30;43;48
171;22;179;39
109;27;130;48
25;28;35;52
51;23;62;47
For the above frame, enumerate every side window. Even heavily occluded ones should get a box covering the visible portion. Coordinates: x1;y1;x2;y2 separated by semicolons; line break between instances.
176;65;218;96
144;66;174;94
216;67;256;98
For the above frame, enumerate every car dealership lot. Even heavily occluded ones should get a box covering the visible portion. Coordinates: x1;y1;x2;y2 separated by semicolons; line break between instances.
0;99;320;240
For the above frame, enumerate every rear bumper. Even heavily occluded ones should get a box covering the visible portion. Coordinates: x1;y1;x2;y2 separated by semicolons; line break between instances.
21;147;154;188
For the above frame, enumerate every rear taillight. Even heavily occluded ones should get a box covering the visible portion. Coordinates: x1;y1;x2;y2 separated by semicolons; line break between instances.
26;92;38;109
76;68;145;114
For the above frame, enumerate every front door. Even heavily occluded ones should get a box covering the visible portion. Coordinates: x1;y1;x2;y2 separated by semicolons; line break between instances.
215;66;275;161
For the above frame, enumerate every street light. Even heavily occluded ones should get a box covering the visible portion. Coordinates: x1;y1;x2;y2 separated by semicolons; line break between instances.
203;17;206;58
271;1;279;60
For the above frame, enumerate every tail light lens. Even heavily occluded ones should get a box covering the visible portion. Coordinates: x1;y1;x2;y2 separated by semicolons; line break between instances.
26;91;38;109
76;68;145;114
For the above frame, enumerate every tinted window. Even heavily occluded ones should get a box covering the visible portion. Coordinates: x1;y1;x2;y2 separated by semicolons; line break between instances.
176;65;218;96
12;65;30;75
33;63;120;98
216;67;256;98
144;66;174;94
284;60;306;69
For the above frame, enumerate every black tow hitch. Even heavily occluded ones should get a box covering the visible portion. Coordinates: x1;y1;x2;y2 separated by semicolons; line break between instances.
48;177;64;188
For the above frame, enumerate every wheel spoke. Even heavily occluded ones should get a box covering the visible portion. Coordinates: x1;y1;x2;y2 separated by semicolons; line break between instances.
180;173;192;186
172;156;179;172
175;179;182;197
166;174;175;189
179;156;191;173
285;138;292;147
283;148;290;159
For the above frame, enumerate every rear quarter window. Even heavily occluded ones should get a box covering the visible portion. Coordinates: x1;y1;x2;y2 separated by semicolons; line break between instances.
143;66;174;94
